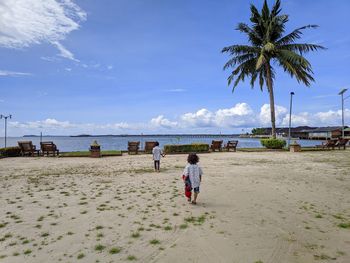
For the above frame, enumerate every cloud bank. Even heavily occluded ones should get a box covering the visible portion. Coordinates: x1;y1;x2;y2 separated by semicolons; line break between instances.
7;103;350;135
0;70;31;77
0;0;86;61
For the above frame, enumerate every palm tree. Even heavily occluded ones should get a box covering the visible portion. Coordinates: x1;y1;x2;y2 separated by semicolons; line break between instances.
222;0;325;138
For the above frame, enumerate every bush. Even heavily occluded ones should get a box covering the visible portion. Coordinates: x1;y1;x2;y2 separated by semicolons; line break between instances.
260;139;286;149
0;146;21;157
59;150;122;157
164;144;209;154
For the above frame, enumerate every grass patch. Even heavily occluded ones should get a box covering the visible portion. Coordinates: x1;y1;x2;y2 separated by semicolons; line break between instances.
94;244;106;252
109;247;121;254
179;224;188;229
313;254;335;260
77;253;85;259
131;232;140;238
337;222;350;229
149;239;160;245
184;214;206;225
164;225;172;231
23;249;32;255
315;214;323;218
127;255;137;261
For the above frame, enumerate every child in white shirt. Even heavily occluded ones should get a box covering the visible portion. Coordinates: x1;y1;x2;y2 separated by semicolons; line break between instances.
182;153;203;204
152;142;164;172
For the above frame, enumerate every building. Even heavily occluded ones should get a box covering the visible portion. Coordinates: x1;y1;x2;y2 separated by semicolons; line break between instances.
302;126;346;140
254;126;316;138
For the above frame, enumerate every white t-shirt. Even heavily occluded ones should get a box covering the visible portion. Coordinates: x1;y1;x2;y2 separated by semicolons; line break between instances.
152;146;163;161
183;164;203;189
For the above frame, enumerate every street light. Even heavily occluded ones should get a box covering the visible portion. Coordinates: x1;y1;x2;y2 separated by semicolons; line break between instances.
338;88;348;138
288;92;295;148
0;114;12;148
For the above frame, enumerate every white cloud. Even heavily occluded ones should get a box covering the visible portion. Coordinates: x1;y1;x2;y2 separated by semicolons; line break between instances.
259;104;288;126
215;103;255;127
107;65;113;70
6;105;350;136
10;118;74;129
0;0;86;61
181;109;214;128
52;41;79;62
151;115;178;129
0;70;31;77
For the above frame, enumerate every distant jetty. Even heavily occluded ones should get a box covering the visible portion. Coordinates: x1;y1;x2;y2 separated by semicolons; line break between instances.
70;134;240;138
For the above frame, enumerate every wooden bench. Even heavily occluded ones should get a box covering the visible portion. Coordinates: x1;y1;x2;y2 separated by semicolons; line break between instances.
128;141;140;155
210;140;223;152
18;141;40;156
144;141;157;154
225;140;238;152
40;141;59;156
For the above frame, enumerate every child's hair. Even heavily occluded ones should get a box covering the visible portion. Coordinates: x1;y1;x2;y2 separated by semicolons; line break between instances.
187;153;199;164
155;141;159;146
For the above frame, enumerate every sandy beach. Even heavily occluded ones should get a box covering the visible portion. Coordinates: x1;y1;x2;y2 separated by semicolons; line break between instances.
0;151;349;263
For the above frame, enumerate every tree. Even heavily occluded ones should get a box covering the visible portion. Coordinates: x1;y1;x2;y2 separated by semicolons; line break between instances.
222;0;325;138
251;128;266;135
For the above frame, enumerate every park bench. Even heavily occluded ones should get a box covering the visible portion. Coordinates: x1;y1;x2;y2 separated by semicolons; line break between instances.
210;140;223;152
144;141;157;153
40;141;59;156
18;141;40;156
128;141;140;155
225;140;238;152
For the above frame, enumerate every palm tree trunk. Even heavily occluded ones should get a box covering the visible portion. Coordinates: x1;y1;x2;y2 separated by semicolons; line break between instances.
265;63;276;139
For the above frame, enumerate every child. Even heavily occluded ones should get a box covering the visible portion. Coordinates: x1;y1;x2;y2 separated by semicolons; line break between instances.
152;142;164;172
182;153;203;204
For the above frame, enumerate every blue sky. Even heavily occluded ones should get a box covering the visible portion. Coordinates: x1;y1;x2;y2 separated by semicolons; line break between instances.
0;0;349;136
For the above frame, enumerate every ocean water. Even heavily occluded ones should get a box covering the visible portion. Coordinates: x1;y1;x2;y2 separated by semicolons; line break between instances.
1;135;323;152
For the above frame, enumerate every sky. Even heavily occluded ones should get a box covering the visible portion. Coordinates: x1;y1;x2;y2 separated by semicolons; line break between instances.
0;0;349;136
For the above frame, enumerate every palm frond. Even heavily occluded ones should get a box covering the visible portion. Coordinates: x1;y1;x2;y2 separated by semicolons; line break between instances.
236;23;263;46
223;53;256;70
276;25;319;45
280;43;326;54
221;45;259;55
277;49;311;68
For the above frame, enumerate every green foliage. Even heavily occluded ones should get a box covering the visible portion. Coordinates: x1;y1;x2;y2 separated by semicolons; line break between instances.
260;139;286;149
251;128;266;135
0;147;21;157
222;0;324;138
60;150;122;157
164;144;209;154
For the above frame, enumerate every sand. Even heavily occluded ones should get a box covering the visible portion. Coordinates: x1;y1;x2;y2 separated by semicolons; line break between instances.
0;150;349;263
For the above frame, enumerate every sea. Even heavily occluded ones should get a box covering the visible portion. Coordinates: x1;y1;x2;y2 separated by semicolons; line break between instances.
1;135;323;152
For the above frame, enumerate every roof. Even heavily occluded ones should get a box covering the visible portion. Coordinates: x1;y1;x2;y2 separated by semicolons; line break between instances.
302;126;345;133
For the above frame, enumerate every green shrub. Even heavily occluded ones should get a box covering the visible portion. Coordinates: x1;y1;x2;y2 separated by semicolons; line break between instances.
260;139;286;149
164;144;209;154
59;150;122;157
0;147;21;157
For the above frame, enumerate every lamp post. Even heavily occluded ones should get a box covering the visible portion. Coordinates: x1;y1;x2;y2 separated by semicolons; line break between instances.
339;88;348;138
288;92;295;148
0;114;12;148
